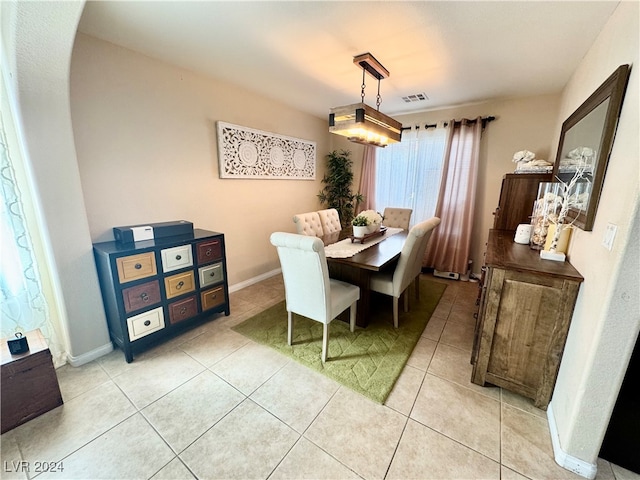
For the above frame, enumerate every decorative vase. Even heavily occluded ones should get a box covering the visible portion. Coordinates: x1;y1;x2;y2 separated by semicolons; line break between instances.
530;182;563;250
353;225;369;238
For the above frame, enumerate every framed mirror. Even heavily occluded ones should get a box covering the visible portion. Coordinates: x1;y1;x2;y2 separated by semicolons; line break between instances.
552;64;631;231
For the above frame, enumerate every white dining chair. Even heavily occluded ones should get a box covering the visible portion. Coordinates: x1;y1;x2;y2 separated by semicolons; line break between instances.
270;232;360;362
369;217;441;328
292;211;324;237
383;207;413;230
317;208;342;234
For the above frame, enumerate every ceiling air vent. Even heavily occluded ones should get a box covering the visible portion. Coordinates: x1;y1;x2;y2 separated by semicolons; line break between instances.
402;93;429;103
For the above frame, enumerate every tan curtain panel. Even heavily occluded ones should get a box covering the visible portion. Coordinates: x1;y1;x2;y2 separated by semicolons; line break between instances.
424;117;482;274
357;145;377;214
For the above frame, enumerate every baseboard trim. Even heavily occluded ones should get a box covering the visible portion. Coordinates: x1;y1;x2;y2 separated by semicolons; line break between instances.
228;268;281;293
65;342;113;367
63;271;281;367
547;401;598;479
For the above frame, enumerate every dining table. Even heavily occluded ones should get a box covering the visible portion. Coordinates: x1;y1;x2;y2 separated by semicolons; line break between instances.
320;226;408;327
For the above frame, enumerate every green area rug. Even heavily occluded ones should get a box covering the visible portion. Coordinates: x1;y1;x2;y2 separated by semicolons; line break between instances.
232;278;446;403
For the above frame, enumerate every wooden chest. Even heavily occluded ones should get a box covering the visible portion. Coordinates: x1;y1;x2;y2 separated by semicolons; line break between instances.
1;329;63;433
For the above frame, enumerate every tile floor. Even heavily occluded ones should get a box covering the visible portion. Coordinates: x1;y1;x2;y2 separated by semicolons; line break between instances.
1;275;638;480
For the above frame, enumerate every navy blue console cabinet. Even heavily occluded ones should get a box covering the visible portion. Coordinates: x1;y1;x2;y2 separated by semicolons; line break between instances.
93;229;230;362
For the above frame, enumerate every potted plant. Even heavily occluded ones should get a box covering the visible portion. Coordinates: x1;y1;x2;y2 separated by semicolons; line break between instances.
318;150;364;228
352;210;383;238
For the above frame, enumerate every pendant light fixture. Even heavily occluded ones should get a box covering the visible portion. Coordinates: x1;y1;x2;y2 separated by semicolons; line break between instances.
329;53;402;147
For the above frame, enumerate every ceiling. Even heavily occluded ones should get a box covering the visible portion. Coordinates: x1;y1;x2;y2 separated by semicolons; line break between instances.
77;1;619;120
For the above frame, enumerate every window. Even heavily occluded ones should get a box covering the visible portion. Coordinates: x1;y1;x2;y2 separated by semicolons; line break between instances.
375;125;448;226
1;81;65;366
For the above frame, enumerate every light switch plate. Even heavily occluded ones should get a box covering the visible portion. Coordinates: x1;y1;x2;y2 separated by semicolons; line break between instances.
602;223;617;251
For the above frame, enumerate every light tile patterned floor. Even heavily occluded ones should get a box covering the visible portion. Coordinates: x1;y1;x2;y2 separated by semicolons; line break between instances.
1;275;638;480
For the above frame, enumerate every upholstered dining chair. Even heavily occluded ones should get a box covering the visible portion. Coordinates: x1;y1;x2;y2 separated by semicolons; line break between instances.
317;208;342;234
383;207;413;230
270;232;360;362
369;217;441;328
292;211;324;237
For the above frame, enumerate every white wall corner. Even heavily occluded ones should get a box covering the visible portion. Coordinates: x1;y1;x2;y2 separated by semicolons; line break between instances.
65;342;113;367
547;401;598;479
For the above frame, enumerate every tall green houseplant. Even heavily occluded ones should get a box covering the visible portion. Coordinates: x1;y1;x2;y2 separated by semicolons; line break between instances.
318;150;363;228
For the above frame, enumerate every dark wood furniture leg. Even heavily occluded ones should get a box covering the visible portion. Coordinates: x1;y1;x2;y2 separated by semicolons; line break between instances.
328;263;372;328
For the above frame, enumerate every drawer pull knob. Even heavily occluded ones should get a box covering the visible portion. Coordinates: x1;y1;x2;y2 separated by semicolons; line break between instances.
176;281;184;289
135;263;142;270
209;272;215;277
144;320;151;326
176;255;182;260
141;293;149;302
211;294;217;299
205;248;212;256
180;307;187;315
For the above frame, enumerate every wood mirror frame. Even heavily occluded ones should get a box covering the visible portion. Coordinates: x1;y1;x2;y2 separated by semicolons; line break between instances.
552;64;631;231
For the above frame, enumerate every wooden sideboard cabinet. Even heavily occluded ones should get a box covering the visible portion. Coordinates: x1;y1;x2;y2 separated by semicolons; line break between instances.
93;229;230;362
471;229;584;409
493;173;552;230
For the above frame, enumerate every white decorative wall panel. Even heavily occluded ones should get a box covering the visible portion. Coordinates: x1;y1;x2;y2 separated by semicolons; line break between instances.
217;122;316;179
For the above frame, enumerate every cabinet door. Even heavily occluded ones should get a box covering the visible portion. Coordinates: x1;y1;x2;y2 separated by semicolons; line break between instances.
198;263;224;288
122;280;161;313
201;286;225;311
168;295;198;324
489;270;563;388
127;307;165;341
196;238;222;264
116;252;157;283
493;174;551;230
471;267;491;366
161;244;193;273
473;268;579;406
164;271;196;299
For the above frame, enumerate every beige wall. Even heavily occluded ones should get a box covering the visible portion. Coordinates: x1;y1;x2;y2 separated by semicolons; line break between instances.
71;31;561;286
71;34;334;287
396;94;561;275
548;1;639;468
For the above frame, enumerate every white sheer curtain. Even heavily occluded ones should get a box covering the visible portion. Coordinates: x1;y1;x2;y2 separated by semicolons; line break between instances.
375;124;449;227
1;82;66;366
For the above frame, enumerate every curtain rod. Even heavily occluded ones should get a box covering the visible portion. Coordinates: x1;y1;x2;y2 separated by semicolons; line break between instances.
402;115;496;131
